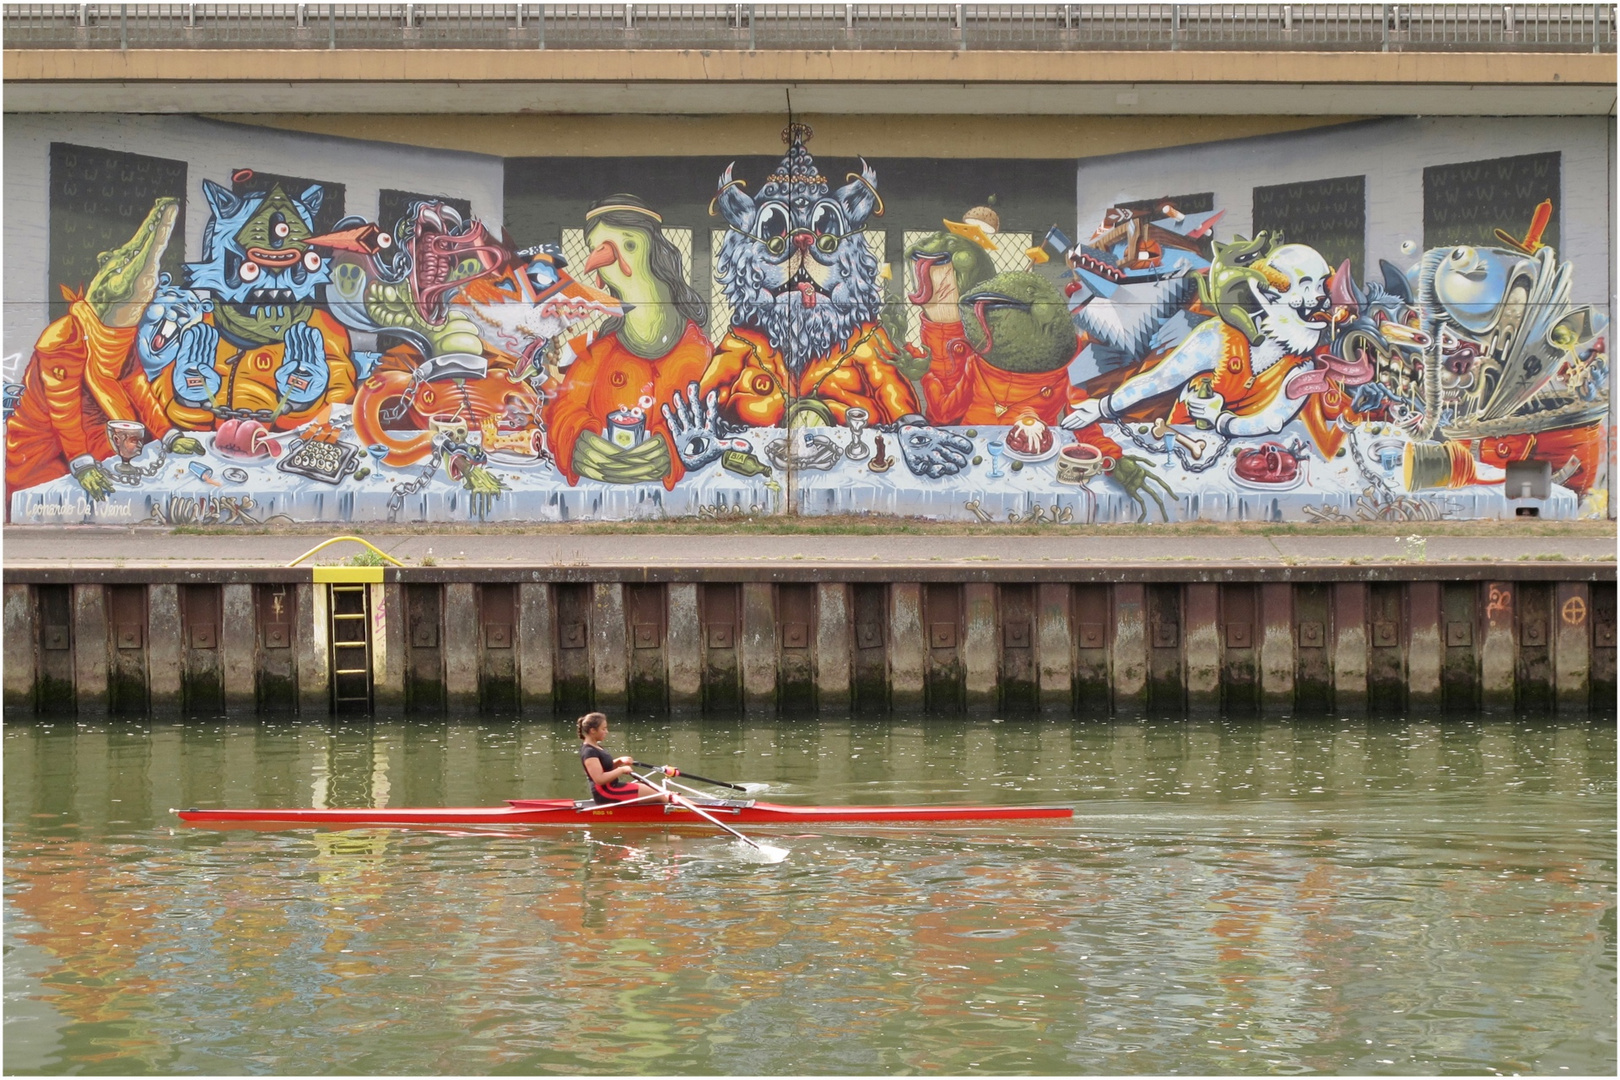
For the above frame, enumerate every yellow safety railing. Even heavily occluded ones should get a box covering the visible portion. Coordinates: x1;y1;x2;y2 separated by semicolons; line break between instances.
286;536;405;583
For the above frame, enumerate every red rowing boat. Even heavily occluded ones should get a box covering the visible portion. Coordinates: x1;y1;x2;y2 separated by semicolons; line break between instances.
177;797;1073;827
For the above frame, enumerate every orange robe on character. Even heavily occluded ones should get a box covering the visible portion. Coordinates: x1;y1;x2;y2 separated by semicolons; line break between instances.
155;309;356;433
543;320;712;490
5;297;179;498
916;317;1122;459
699;323;918;428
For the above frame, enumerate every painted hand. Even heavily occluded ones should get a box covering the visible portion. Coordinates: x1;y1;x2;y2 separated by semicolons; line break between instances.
352;350;383;382
169;435;206;455
1183;387;1225;426
170;322;221;405
70;459;116;502
892;419;973;478
1060;398;1104;430
275;323;331;407
1108;454;1178;523
661;382;726;471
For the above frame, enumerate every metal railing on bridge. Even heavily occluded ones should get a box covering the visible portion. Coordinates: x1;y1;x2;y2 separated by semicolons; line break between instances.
3;2;1614;52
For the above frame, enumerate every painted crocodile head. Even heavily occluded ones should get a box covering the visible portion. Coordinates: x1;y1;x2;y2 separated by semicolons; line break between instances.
87;197;180;328
905;232;996;310
960;271;1078;374
184;178;333;346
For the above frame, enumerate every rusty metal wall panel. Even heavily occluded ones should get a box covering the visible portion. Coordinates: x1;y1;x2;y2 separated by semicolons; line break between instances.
3;585;36;711
1072;583;1109;712
1036;582;1073;712
814;583;851;711
922;583;964;712
1590;582;1616;711
1513;581;1553;713
1481;581;1516;709
180;584;223;714
591;583;628;709
553;583;593;712
851;583;889;711
1333;583;1367;712
1294;584;1333;713
1184;583;1220;709
518;583;555;715
221;584;256;713
777;583;815;711
373;582;405;711
443;583;479;708
699;583;741;712
1441;582;1480;711
1112;583;1147;708
1367;582;1406;712
1219;584;1258;713
107;584;148;715
624;583;667;713
890;583;926;709
254;583;298;710
405;583;446;712
1407;581;1442;708
72;584;108;714
1146;584;1183;712
665;583;700;710
740;582;776;709
480;583;520;712
1259;582;1293;710
994;583;1033;711
1552;581;1591;711
36;585;75;713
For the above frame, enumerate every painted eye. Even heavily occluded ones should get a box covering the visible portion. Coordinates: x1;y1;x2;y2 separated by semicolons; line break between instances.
757;203;790;239
303;250;322;272
1450;246;1473;264
273;221;291;239
238;260;261;282
811;201;843;237
376;232;392;249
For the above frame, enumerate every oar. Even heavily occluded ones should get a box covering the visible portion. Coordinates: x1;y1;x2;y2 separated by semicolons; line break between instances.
632;769;763;851
632;762;750;793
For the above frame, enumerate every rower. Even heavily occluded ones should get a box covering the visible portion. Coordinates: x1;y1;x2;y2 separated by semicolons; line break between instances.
578;712;673;805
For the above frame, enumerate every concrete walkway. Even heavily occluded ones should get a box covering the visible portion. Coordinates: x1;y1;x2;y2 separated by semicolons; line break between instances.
4;526;1614;570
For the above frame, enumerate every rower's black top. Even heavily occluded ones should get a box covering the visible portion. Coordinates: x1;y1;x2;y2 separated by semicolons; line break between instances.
581;743;636;804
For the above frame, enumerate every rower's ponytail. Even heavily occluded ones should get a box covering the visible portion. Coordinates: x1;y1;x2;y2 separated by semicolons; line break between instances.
578;712;607;740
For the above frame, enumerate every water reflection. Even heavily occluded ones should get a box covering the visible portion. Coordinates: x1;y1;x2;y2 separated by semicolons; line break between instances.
4;716;1614;1075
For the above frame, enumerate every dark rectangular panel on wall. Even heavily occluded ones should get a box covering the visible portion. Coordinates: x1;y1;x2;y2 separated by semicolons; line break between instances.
1514;582;1554;713
231;169;347;236
1294;584;1333;713
554;583;593;712
699;584;741;713
1441;582;1481;711
480;584;520;713
1220;584;1259;713
107;584;148;715
1423;152;1560;252
180;584;223;715
624;583;667;714
49;143;187;326
1592;583;1616;711
923;584;964;712
777;584;816;712
36;584;75;712
1072;584;1110;713
406;583;445;712
1367;582;1406;712
1252;174;1366;280
254;583;297;711
851;583;890;711
1147;584;1184;712
998;583;1037;711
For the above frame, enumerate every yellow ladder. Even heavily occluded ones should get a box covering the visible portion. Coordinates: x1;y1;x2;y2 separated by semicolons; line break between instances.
329;583;373;711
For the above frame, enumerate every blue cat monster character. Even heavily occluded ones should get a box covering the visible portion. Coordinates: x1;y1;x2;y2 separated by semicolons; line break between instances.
162;174;358;432
136;273;214;380
687;123;971;479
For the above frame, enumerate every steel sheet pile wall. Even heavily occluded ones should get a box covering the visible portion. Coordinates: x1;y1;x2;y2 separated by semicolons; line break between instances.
6;572;1613;716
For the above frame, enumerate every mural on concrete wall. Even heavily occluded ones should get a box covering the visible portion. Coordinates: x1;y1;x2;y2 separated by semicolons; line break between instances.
4;123;1609;525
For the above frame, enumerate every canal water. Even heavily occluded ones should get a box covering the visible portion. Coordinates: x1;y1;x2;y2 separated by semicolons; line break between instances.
4;714;1614;1076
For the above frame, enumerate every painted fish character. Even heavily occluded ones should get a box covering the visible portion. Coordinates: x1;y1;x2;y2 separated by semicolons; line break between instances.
135;274;214;380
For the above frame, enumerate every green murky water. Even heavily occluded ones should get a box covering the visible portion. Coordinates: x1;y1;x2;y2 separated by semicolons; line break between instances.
4;714;1615;1075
